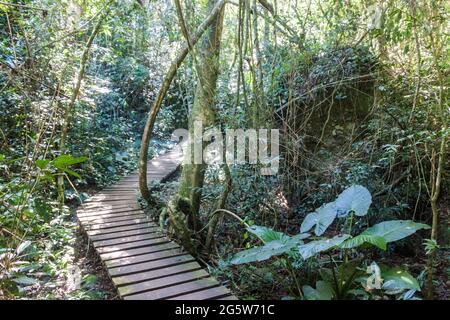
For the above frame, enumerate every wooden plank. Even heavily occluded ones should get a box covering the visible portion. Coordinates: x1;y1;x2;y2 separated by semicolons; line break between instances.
86;221;158;236
112;262;202;286
77;204;140;213
94;232;165;248
79;210;144;220
123;278;220;300
85;218;152;230
108;254;195;277
168;286;233;300
101;188;139;192
97;190;138;194
217;295;239;300
81;213;147;225
90;227;160;242
119;269;210;297
100;242;180;261
104;248;186;268
80;202;137;210
77;208;143;219
83;197;137;203
96;237;171;254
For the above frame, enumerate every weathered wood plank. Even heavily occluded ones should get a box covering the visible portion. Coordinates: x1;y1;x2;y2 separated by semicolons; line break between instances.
84;218;152;230
90;227;160;242
108;254;195;277
168;286;233;300
93;232;165;248
123;278;220;300
99;242;180;261
78;209;143;219
86;221;158;236
119;269;210;297
104;248;186;268
112;262;202;286
95;237;171;254
80;213;147;225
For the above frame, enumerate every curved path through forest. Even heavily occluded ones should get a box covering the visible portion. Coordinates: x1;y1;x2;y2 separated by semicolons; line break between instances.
76;145;236;300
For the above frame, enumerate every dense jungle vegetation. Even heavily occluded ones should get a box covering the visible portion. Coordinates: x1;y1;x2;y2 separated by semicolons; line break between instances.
0;0;449;300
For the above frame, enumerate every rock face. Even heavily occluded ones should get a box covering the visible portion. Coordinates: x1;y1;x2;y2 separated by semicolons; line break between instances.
277;47;378;204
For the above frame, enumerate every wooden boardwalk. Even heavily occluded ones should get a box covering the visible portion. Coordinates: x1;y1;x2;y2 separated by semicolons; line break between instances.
76;145;236;300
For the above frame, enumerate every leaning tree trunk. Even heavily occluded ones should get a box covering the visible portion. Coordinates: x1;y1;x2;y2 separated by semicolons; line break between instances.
167;0;225;254
138;0;226;201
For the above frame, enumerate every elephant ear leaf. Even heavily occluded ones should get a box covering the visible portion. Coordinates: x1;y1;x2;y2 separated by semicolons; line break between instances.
339;234;387;250
299;234;350;260
52;155;88;169
335;185;372;217
300;202;337;236
361;220;430;243
303;281;334;300
230;241;285;265
230;235;306;265
381;267;421;291
247;225;289;243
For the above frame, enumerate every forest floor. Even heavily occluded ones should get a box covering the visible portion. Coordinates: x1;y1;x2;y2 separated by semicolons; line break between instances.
10;211;117;300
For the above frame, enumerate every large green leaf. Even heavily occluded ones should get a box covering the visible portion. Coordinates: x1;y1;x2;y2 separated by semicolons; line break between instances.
362;220;430;243
35;159;50;170
52;155;88;169
335;185;372;217
12;276;38;285
230;234;307;265
300;202;337;236
303;281;334;300
62;168;81;178
340;234;387;250
381;267;420;291
299;234;350;260
247;225;290;243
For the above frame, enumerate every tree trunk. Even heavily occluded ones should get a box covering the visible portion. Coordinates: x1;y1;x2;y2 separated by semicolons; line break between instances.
139;0;227;201
168;0;226;253
57;11;108;208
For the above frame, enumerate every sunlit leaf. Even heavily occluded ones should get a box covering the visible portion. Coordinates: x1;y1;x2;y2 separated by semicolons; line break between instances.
340;234;387;250
300;202;337;236
52;155;88;169
382;267;420;291
362;220;430;243
299;234;351;260
335;185;372;217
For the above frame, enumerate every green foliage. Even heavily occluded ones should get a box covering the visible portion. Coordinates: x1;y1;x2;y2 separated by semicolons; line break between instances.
381;267;421;292
299;235;350;260
230;226;309;265
340;234;387;250
303;281;334;300
300;202;337;236
228;185;429;299
361;220;430;243
301;185;371;236
335;185;372;217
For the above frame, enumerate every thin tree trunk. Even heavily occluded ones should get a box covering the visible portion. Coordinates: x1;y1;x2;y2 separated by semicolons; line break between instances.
57;11;109;207
205;164;232;250
167;0;226;253
139;0;227;201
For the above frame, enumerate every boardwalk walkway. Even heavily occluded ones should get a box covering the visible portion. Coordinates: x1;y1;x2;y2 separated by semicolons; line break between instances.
76;145;236;300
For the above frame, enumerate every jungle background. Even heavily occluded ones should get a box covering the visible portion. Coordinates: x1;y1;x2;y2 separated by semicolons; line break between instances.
0;0;448;300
